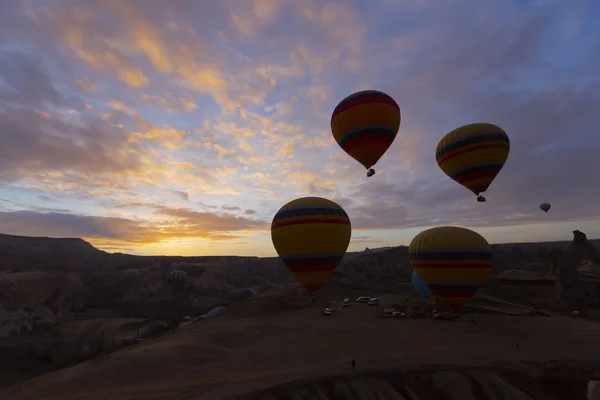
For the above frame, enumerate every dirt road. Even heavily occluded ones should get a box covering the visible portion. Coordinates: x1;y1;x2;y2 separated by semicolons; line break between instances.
2;301;600;400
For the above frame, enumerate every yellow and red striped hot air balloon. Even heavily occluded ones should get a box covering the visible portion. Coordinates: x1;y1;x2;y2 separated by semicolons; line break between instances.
436;123;510;202
331;90;401;177
408;226;493;312
271;197;351;295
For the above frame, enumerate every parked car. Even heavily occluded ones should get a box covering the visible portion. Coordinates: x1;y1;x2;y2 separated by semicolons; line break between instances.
367;297;380;306
378;308;395;318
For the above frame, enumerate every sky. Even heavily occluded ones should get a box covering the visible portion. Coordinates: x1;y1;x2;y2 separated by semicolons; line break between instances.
0;0;599;257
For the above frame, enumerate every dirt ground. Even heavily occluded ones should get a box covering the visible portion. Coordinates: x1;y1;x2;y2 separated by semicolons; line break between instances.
2;293;600;400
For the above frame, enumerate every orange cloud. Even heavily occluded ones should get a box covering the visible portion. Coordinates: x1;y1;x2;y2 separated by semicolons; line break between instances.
0;207;268;249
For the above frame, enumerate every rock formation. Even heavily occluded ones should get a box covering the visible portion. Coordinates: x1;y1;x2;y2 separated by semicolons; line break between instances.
555;230;600;309
230;364;600;400
1;230;600;389
0;272;83;339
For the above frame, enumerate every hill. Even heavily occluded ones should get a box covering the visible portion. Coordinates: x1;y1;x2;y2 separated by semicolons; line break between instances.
2;290;600;399
1;231;600;398
0;233;108;272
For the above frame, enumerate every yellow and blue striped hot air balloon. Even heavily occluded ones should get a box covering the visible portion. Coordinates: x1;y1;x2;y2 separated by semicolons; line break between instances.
436;123;510;202
271;197;352;294
408;226;493;312
168;269;188;288
331;90;401;177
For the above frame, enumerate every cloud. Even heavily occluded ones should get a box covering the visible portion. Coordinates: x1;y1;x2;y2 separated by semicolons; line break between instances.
332;0;600;233
0;51;85;110
173;191;189;201
75;78;97;93
0;0;598;255
0;207;267;244
0;106;142;182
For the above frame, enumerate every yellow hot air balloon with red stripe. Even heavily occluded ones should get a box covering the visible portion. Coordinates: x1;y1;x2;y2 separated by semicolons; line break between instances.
408;226;493;312
271;197;351;294
436;123;510;202
331;90;401;177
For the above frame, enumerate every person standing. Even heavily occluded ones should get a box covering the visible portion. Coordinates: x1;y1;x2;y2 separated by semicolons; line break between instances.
352;358;356;370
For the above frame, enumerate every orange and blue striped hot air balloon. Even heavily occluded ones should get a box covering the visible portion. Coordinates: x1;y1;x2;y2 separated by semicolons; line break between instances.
271;197;351;294
436;123;510;202
331;90;401;177
408;226;493;312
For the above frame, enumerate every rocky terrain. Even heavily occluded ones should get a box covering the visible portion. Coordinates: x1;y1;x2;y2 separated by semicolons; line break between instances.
0;230;599;398
231;362;600;400
3;291;600;400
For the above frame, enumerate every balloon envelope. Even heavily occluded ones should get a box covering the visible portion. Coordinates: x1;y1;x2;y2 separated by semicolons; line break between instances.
271;197;351;293
540;203;551;213
167;269;188;288
331;90;400;171
436;123;510;198
412;269;431;298
408;226;493;311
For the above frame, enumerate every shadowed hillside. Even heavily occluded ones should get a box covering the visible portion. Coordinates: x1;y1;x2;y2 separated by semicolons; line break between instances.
0;233;110;272
1;231;600;398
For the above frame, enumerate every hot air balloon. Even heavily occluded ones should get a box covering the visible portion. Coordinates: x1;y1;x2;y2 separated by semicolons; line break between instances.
411;269;431;298
539;203;551;213
408;226;493;312
271;197;351;298
331;90;401;177
436;123;510;202
168;269;188;297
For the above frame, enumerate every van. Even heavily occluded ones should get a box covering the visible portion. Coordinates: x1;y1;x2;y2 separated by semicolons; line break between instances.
378;308;394;318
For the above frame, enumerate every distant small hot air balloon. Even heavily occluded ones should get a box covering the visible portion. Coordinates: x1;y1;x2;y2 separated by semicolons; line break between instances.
409;226;493;312
331;90;401;177
539;203;551;213
168;269;188;286
412;269;431;298
436;123;510;202
271;197;351;296
167;269;188;297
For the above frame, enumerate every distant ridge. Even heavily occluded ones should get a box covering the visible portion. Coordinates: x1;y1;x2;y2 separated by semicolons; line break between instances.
0;232;110;272
0;232;597;273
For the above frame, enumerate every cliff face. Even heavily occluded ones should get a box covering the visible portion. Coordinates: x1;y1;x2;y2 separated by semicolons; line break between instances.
0;234;110;272
0;231;599;388
0;272;83;339
555;230;600;309
231;363;599;400
1;232;599;326
341;246;412;282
